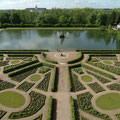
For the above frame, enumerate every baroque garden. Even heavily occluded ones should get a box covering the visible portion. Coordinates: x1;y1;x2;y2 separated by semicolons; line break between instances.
0;50;120;120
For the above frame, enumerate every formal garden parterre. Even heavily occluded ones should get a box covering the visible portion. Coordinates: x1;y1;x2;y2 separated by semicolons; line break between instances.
0;51;120;120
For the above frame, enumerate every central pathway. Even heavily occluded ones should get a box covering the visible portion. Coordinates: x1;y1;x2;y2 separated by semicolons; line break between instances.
55;64;71;120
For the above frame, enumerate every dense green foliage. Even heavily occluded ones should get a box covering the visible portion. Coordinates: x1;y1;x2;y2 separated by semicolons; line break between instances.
73;67;84;74
1;8;120;27
9;91;46;119
39;66;51;74
88;82;105;93
70;96;76;120
0;61;9;67
46;96;53;120
107;83;120;91
116;114;120;120
0;110;7;119
0;80;15;91
36;72;51;91
67;66;72;92
17;81;35;92
77;92;111;120
71;73;86;92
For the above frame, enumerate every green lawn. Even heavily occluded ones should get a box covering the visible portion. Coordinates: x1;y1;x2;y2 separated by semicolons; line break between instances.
96;93;120;110
11;60;20;64
0;91;25;108
30;75;41;81
81;75;93;82
103;60;113;65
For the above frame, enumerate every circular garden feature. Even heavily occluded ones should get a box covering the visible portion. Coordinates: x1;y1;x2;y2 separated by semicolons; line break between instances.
103;60;113;65
11;60;20;64
81;75;92;82
0;91;25;108
30;75;41;82
96;93;120;110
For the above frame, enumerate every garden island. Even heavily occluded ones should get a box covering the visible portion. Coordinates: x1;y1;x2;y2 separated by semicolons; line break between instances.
0;4;120;120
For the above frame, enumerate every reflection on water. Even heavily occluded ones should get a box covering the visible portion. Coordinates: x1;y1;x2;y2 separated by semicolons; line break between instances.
0;29;119;50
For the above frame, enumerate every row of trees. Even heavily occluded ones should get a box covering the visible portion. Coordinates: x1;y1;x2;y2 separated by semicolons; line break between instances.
0;8;120;27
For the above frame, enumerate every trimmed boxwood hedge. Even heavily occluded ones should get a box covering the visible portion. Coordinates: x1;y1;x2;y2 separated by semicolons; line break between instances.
34;114;42;120
39;67;51;74
67;66;72;92
81;63;115;79
0;110;7;119
4;57;39;73
46;96;53;120
8;91;46;119
107;83;120;91
41;52;58;64
8;54;34;57
51;67;57;92
77;92;111;120
70;96;76;120
68;52;83;64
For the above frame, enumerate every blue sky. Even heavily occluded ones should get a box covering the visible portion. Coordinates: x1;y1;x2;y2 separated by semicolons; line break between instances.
0;0;120;9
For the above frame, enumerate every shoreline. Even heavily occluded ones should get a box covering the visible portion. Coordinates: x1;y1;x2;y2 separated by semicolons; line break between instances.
5;27;100;30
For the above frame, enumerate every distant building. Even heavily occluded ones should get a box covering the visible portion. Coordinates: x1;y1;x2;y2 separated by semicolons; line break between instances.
26;5;46;13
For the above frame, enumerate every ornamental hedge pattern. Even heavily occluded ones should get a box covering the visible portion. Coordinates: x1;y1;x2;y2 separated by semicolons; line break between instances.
0;80;15;91
73;67;84;74
17;81;35;92
36;72;51;91
107;83;120;91
77;92;111;120
39;66;51;74
71;73;86;92
8;91;46;119
0;110;7;119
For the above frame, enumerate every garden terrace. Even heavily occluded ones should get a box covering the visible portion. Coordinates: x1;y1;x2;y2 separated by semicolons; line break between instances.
17;81;35;92
8;91;46;119
107;83;120;91
36;72;51;91
0;80;15;91
88;82;105;93
77;92;111;120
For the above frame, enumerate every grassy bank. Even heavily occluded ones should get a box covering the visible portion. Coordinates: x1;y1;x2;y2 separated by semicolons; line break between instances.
5;27;100;30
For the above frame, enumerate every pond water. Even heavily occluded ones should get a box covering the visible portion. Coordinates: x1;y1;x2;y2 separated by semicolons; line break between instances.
0;29;120;50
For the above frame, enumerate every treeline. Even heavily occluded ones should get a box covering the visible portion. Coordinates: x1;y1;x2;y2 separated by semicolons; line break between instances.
0;8;120;28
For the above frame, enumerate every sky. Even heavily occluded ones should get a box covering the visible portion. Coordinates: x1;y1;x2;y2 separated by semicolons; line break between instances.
0;0;120;9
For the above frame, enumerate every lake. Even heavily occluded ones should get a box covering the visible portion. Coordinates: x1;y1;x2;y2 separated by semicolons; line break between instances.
0;29;120;50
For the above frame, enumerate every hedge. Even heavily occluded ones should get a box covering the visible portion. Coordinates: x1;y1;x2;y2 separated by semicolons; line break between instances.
8;54;34;57
4;57;39;73
68;52;83;64
70;96;76;120
81;63;115;79
67;66;72;92
46;96;53;120
42;62;55;68
8;62;42;77
51;67;57;92
41;52;58;64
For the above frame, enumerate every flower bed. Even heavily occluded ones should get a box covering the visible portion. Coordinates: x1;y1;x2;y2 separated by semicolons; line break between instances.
0;110;7;119
39;66;51;74
8;91;46;119
11;68;38;82
81;64;115;79
87;61;120;75
88;82;105;93
36;72;51;91
107;83;120;91
72;67;84;74
0;61;9;67
86;71;111;84
71;73;86;92
0;80;15;91
77;92;111;120
17;81;35;92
